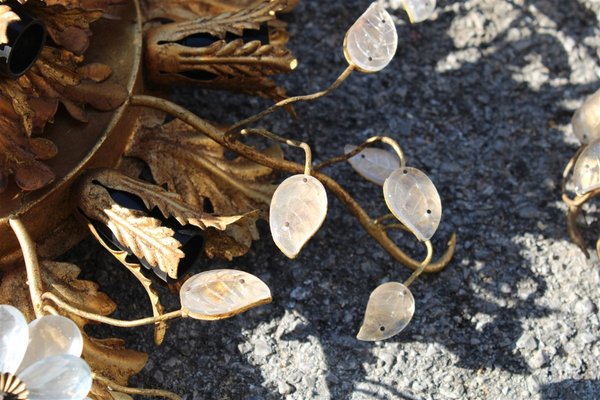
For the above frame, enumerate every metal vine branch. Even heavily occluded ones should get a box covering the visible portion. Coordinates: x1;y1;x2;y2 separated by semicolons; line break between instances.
0;0;455;398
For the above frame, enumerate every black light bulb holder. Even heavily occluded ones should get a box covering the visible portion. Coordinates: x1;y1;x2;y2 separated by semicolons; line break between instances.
0;2;46;79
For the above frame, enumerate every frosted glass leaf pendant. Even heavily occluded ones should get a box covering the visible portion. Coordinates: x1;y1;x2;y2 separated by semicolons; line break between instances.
572;88;600;144
573;139;600;195
270;174;328;258
383;167;441;241
18;315;83;373
19;354;92;400
357;282;415;341
0;305;29;374
343;2;398;73
345;144;400;186
402;0;436;23
180;269;271;320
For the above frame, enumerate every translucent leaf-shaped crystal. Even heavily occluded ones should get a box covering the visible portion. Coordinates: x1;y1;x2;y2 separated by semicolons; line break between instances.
18;315;83;373
573;139;600;195
0;305;28;374
357;282;415;341
343;2;398;73
19;354;92;400
402;0;436;23
572;88;600;144
383;167;441;241
270;174;328;258
180;269;271;320
345;144;400;185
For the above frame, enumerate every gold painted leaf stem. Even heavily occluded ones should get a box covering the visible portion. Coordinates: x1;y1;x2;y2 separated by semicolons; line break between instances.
42;292;184;327
224;64;355;137
8;218;45;318
93;373;181;400
129;95;456;272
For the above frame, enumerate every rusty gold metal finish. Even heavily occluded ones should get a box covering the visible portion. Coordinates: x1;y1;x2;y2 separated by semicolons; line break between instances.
0;372;29;400
145;0;297;100
562;144;600;258
0;0;143;267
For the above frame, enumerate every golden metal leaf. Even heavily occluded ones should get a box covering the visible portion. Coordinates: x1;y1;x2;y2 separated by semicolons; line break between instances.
0;261;148;400
79;181;185;280
86;220;168;345
78;168;260;277
144;0;296;100
127;116;283;260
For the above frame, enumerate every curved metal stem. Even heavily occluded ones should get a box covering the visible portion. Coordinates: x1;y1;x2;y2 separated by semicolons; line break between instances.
315;135;406;171
404;240;433;287
93;373;181;400
225;65;354;137
9;218;45;318
240;128;313;175
129;95;456;272
42;292;183;327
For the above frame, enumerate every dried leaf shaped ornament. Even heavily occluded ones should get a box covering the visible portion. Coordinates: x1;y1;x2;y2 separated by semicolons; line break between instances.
344;144;400;185
383;167;442;242
270;174;328;258
572;87;600;144
180;269;271;320
401;0;436;23
573;139;600;195
343;2;398;73
356;282;415;341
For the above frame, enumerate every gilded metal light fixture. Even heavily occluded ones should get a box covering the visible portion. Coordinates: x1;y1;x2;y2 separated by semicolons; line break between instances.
0;0;456;398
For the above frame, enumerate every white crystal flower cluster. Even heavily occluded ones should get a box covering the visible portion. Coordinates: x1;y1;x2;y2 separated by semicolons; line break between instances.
0;305;92;400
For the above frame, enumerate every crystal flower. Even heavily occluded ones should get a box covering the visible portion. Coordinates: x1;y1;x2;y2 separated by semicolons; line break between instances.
0;305;92;400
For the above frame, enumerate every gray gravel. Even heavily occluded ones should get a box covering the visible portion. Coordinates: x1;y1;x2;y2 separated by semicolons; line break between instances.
67;0;600;398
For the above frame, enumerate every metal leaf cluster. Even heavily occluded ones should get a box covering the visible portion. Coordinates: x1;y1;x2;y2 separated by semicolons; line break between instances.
144;0;297;101
0;0;127;193
127;115;282;260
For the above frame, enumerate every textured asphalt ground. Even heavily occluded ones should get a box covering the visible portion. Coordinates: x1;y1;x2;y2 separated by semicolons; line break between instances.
68;0;600;398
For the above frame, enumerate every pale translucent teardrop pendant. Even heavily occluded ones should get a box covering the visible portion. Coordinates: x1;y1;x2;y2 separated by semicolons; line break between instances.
383;167;442;241
0;305;29;374
270;174;328;259
343;2;398;73
357;282;415;341
344;144;400;185
18;315;83;373
572;88;600;144
573;139;600;195
402;0;436;23
19;354;92;400
180;269;271;320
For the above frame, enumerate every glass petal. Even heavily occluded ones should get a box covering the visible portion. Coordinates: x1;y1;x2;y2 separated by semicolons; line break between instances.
19;354;92;400
357;282;415;341
402;0;436;23
343;2;397;73
180;269;271;320
572;88;600;144
18;315;83;373
345;144;400;186
383;167;442;241
0;305;29;374
269;174;328;258
573;139;600;195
